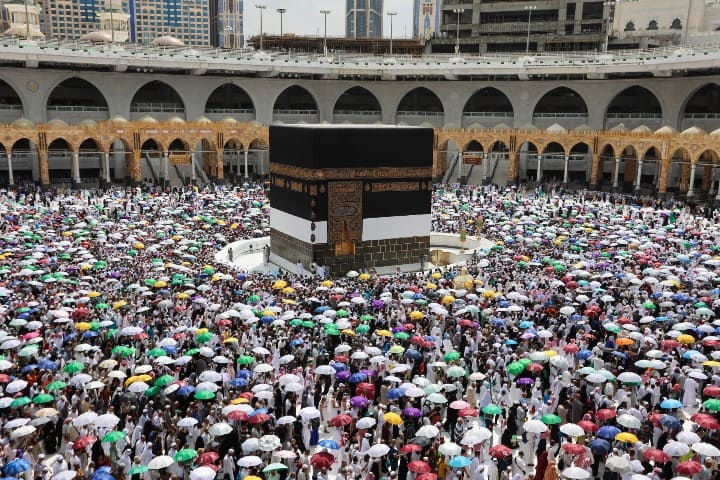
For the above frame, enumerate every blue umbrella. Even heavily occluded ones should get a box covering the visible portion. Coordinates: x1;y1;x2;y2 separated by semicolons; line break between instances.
38;359;58;371
314;306;330;314
504;339;518;346
318;439;339;450
611;351;627;359
163;346;178;355
659;415;681;429
3;459;30;477
660;398;682;409
261;316;275;325
588;439;612;454
176;386;195;396
349;373;367;383
387;388;405;400
332;362;348;372
577;350;593;360
491;319;505;326
249;408;268;417
518;321;533;329
230;378;248;387
21;364;38;374
289;339;304;347
236;369;252;379
405;350;422;360
91;467;114;480
83;331;99;338
597;426;621;439
448;456;472;468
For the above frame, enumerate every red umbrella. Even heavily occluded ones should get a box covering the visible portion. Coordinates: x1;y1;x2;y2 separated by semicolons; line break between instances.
578;420;598;433
526;363;543;373
417;474;437;480
489;445;512;458
596;409;616;421
459;408;478;417
695;417;720;430
310;452;335;469
356;383;375;397
410;336;425;345
459;319;474;328
703;340;720;348
329;414;353;427
408;461;431;474
450;400;470;410
400;444;423;454
563;344;579;354
691;413;716;423
676;461;703;475
403;323;415;331
334;355;349;363
0;374;10;383
642;449;670;463
72;436;97;450
227;411;248;422
648;413;664;426
662;339;680;351
249;413;271;424
197;452;219;465
704;386;720;398
562;443;586;455
238;392;254;400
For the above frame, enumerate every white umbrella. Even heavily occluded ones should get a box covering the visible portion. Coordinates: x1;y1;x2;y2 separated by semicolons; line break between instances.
69;374;93;386
4;418;29;429
550;356;570;369
367;443;391;458
254;363;274;373
95;413;120;428
314;365;335;375
73;412;98;427
6;379;27;394
189;467;217;480
237;456;263;467
85;381;105;390
618;372;642;384
241;438;259;453
177;417;198;428
559;423;585;437
426;393;447;403
461;427;492;445
617;414;642;429
663;441;690;456
299;407;321;419
691;442;720;457
676;431;702;445
148;455;175;470
606;456;631;473
438;442;462;457
11;425;36;438
209;423;233;436
404;386;425;398
357;417;376;429
416;425;440;438
276;416;296;425
199;371;223;382
562;467;590;479
258;434;281;451
523;419;548;433
128;381;149;393
53;471;77;480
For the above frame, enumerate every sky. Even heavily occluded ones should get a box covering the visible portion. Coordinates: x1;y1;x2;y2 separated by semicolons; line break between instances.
243;0;416;39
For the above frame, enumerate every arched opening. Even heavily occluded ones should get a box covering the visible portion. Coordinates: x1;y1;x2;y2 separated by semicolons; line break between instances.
461;140;484;184
642;146;662;192
190;139;217;183
223;138;245;181
486;140;510;185
605;86;662;130
248;139;269;177
667;148;692;195
568;142;591;184
10;138;38;184
532;87;588;129
78;138;102;186
462;87;514;128
273;86;319;123
130;81;185;120
682;84;720;131
204;84;255;121
0;80;23;123
619;146;639;193
437;139;460;182
698;150;720;198
140;139;164;186
0;143;8;185
47;138;73;184
333;87;382;124
594;144;616;189
518;141;540;183
107;138;132;184
396;87;444;127
47;78;108;123
535;142;566;182
166;138;191;186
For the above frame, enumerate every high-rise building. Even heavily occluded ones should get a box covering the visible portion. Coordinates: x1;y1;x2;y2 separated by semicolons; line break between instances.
432;0;608;53
413;0;439;40
346;0;383;39
128;0;210;46
210;0;243;48
36;0;128;42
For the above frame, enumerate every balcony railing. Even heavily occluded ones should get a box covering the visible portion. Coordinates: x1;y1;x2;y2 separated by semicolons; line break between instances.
533;112;589;118
464;112;514;118
397;111;444;117
47;105;109;112
606;112;662;119
204;108;255;114
131;103;184;113
272;109;319;115
684;113;720;119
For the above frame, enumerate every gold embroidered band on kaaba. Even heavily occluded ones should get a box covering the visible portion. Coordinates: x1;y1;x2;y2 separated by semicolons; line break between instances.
270;164;433;181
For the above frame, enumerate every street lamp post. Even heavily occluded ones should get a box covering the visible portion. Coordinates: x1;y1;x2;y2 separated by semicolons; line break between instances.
453;8;463;54
320;9;330;57
525;5;537;53
255;4;266;50
277;8;286;36
603;1;615;52
387;11;396;55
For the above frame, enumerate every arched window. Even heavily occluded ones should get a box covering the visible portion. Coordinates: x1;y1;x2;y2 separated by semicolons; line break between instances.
647;20;658;30
671;18;682;30
624;21;635;32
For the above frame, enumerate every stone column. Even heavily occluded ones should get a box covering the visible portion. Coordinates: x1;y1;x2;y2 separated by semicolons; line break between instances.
563;155;570;184
39;151;49;186
687;163;697;197
716;176;720;200
244;149;249;178
657;157;670;195
216;151;224;181
536;154;543;183
702;165;713;193
508;152;520;184
634;160;643;190
104;153;111;183
482;152;489;184
612;157;621;188
129;151;142;184
72;152;80;184
190;152;197;182
710;168;718;196
589;154;600;188
163;152;170;185
6;153;13;186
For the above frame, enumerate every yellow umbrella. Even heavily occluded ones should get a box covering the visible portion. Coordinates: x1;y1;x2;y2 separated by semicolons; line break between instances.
282;287;296;294
176;293;190;299
383;412;403;425
62;231;73;237
409;311;424;321
75;322;92;331
358;273;371;281
425;282;437;290
231;397;249;404
132;242;145;250
282;299;297;305
376;330;392;337
181;261;192;267
196;328;209;335
171;235;182;241
125;375;152;387
615;432;638;444
441;295;455;305
431;272;442;280
483;290;497;299
229;223;239;230
272;280;288;290
112;300;127;310
223;337;238;344
154;280;168;288
341;329;356;336
245;476;262;480
321;280;333;287
261;310;276;317
703;361;720;367
543;350;557;358
88;291;101;298
211;274;223;282
678;334;695;344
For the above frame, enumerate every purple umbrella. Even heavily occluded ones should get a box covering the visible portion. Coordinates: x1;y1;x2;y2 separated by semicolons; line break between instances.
516;377;534;385
336;370;351;381
403;407;422;418
372;300;384;309
360;369;376;377
350;395;369;408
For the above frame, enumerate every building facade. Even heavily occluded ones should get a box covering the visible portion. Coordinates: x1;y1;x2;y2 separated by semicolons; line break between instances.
210;0;242;49
433;0;608;53
346;0;383;39
413;0;440;40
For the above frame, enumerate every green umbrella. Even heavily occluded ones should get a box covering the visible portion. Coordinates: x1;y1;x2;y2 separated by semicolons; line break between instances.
481;404;503;415
393;332;410;340
95;303;110;310
194;390;215;400
506;362;525;376
63;361;84;374
246;295;260;304
541;414;562;425
237;355;254;365
18;346;39;357
129;466;148;475
444;351;460;362
32;393;55;405
642;301;656;310
517;358;532;367
302;320;315;328
263;464;289;473
356;325;370;334
147;348;166;358
102;431;126;443
704;399;720;412
185;348;200;356
144;279;157;287
336;309;349;318
289;319;303;327
196;332;214;343
10;396;31;408
154;375;174;387
113;346;136;358
174;449;198;463
360;314;374;322
144;386;162;397
45;381;67;391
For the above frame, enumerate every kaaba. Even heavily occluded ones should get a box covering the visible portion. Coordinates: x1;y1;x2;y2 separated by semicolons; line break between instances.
268;124;433;274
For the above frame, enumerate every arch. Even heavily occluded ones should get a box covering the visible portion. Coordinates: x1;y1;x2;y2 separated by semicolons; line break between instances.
533;87;588;119
682;83;720;129
168;138;190;151
605;86;662;128
667;147;693;193
569;142;591;155
9;138;37;183
204;83;255;120
46;77;109;123
641;145;662;161
140;138;164;152
333;86;382;123
131;81;185;119
222;138;245;178
437;138;460;178
462;140;484;153
0;78;24;122
47;138;74;183
105;137;132;154
273;85;319;112
542;141;566;156
397;87;444;114
462;87;514;127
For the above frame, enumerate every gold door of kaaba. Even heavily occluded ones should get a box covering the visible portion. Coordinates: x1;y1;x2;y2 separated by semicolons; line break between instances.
328;181;363;256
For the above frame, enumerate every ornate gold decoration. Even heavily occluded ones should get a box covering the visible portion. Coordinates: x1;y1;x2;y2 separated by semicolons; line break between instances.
328;181;362;253
371;181;420;192
269;163;433;181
